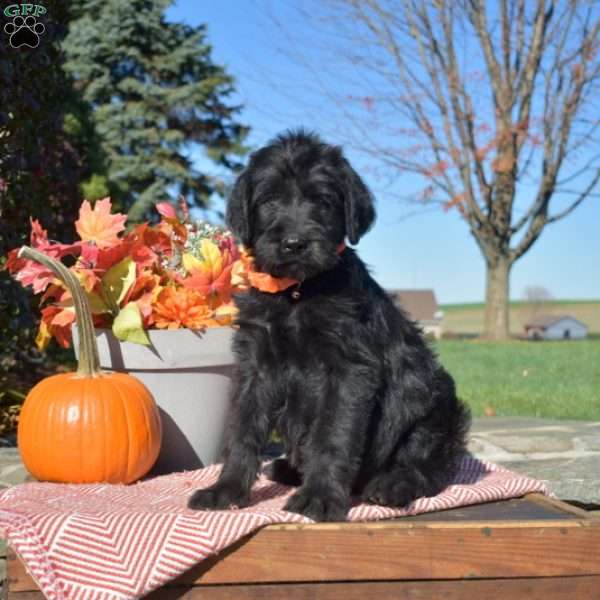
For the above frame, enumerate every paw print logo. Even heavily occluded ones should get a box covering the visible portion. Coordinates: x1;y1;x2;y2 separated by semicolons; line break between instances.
4;15;45;48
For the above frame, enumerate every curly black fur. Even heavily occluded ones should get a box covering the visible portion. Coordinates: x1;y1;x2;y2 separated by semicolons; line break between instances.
188;130;471;521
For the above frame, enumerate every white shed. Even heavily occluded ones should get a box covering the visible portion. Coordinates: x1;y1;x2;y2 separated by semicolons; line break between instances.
524;315;588;340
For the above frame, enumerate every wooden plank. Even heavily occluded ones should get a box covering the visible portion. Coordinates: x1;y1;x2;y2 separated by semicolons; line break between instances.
149;576;600;599
400;495;579;522
7;550;32;593
172;522;600;585
529;494;600;520
9;576;600;600
8;593;46;600
221;494;593;531
9;518;600;591
8;495;600;593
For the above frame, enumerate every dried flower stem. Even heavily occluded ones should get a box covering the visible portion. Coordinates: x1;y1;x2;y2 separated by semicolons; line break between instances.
18;246;103;377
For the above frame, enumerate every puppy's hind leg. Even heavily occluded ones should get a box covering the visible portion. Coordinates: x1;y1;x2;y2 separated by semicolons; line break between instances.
362;387;470;508
361;462;434;508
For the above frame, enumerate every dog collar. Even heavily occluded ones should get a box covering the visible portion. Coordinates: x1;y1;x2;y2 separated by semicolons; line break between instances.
245;241;346;295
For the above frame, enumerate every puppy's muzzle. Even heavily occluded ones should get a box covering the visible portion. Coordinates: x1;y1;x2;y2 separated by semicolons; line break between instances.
281;236;307;254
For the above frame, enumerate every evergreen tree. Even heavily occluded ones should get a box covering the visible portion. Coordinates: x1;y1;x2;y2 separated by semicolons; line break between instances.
63;0;249;221
0;1;94;415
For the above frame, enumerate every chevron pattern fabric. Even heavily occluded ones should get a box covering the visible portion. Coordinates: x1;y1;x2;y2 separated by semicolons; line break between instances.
0;456;548;600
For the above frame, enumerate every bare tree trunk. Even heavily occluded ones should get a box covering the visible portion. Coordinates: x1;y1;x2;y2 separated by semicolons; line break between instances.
483;254;511;340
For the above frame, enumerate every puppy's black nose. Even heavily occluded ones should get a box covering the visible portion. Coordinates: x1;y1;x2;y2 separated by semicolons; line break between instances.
282;236;307;253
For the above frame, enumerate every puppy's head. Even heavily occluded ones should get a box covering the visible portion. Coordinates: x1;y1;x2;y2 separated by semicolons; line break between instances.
227;129;375;280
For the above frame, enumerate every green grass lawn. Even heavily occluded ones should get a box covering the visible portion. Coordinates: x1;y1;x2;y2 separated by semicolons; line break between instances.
435;339;600;421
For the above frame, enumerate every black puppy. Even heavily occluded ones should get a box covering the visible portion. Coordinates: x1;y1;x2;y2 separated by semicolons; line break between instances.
188;130;470;521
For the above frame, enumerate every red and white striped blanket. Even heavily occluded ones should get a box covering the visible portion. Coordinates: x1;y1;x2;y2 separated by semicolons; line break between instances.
0;456;548;600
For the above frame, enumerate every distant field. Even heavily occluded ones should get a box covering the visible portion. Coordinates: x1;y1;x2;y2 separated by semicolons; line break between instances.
436;339;600;421
440;299;600;336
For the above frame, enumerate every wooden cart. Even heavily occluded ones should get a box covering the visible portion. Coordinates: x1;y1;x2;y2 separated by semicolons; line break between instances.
7;494;600;599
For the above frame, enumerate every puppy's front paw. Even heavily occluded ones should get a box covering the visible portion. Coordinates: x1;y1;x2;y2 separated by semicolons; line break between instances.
284;486;349;522
187;482;249;511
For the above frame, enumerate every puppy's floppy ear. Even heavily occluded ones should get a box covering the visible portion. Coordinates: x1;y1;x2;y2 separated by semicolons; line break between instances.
340;157;376;245
226;169;253;247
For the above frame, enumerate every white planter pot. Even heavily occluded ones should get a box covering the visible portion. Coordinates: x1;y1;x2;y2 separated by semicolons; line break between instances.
72;325;235;475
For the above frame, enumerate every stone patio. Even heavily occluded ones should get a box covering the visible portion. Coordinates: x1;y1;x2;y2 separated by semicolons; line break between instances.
469;417;600;505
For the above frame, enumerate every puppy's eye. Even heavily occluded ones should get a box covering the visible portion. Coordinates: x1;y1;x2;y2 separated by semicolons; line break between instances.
258;197;277;208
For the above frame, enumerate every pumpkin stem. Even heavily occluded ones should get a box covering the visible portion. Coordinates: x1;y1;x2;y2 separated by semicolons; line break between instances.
18;246;103;377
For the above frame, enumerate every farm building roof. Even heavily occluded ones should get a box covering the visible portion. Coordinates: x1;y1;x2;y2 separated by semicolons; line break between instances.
388;289;440;322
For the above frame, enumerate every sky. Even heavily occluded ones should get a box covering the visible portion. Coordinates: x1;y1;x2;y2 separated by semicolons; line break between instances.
166;1;600;305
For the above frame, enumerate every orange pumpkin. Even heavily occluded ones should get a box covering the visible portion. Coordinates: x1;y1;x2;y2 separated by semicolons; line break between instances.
16;246;162;484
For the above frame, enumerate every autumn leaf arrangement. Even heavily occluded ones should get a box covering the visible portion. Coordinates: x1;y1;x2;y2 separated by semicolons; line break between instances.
6;198;253;349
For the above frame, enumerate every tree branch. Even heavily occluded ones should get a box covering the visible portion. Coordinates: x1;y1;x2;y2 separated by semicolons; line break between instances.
547;169;600;223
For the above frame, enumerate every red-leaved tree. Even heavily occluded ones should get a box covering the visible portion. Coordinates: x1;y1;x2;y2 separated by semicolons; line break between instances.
267;0;600;339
